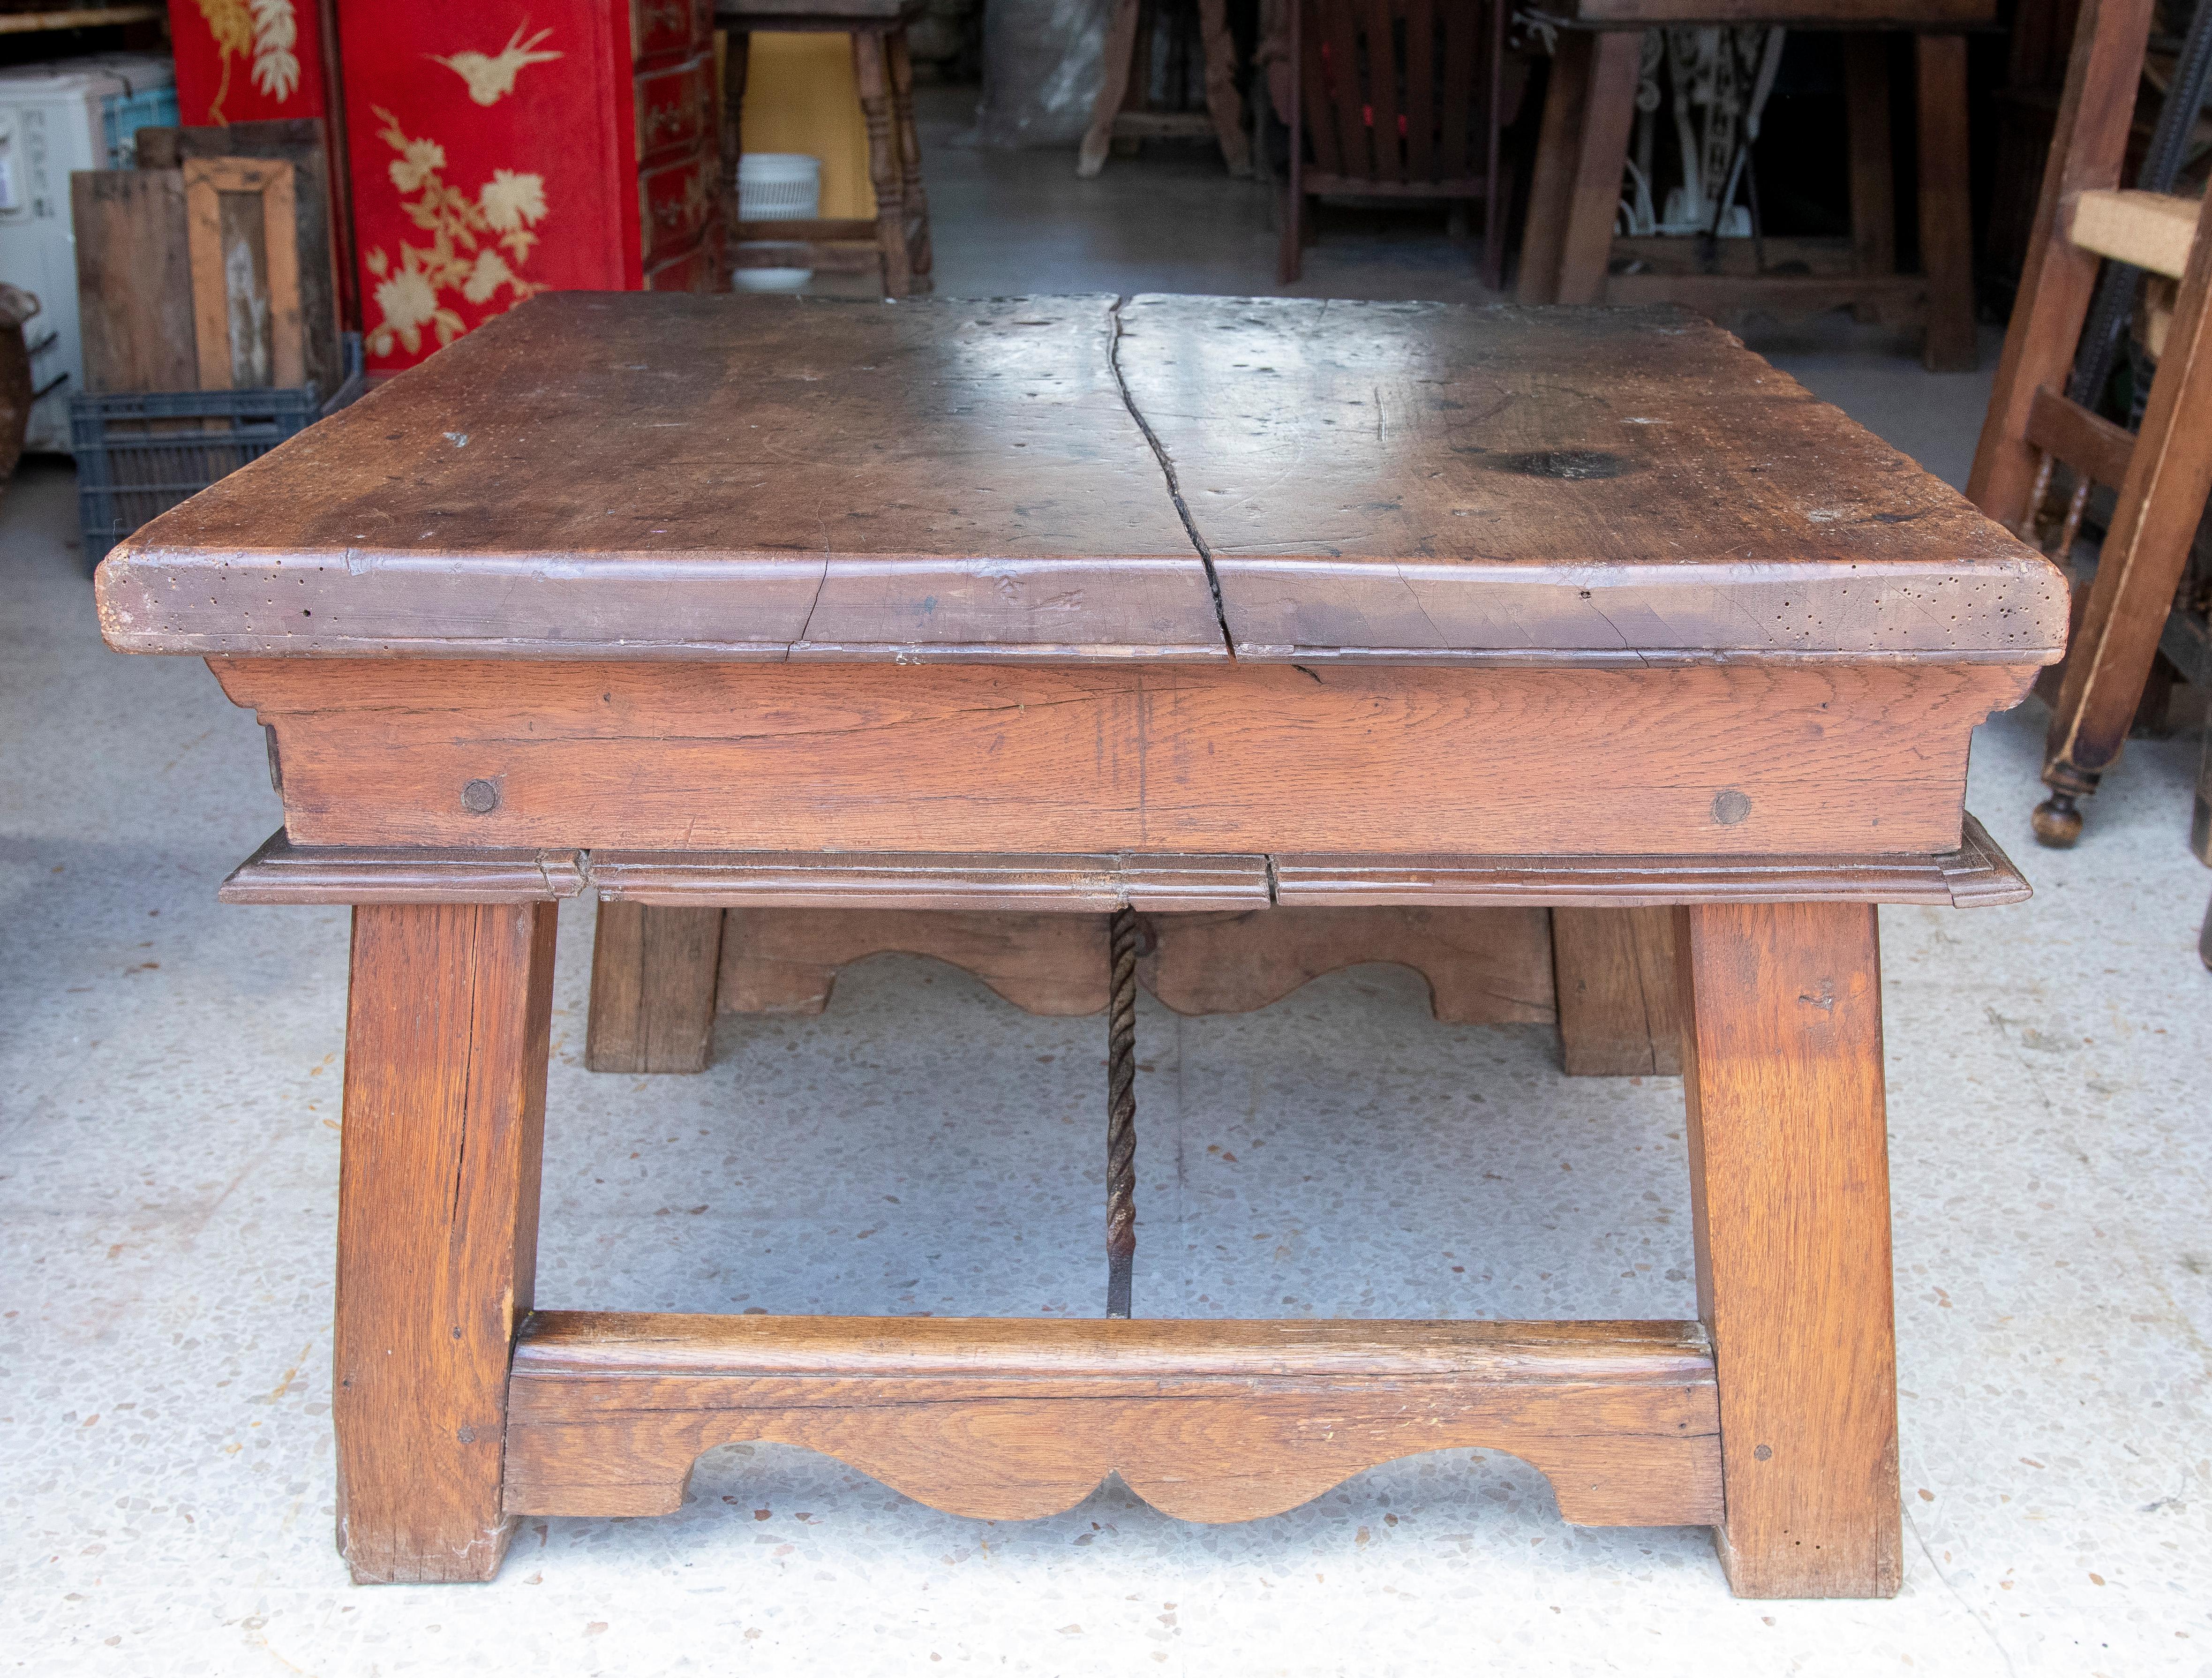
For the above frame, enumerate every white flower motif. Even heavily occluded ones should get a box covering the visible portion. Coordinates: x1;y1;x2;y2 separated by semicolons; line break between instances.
461;248;520;304
477;170;548;233
248;0;299;100
389;136;446;194
373;267;440;354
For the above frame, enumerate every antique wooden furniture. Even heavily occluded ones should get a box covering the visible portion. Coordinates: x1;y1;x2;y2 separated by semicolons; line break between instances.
719;0;934;297
1079;0;1251;179
1967;0;2212;847
1514;0;1990;370
96;291;2064;1597
1275;0;1511;287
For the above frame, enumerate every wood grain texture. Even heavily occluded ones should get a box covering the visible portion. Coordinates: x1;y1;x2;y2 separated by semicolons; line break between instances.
334;902;556;1584
215;658;2033;857
96;294;2067;667
1966;0;2157;521
1676;900;1902;1598
502;1313;1724;1528
586;901;725;1071
2068;187;2198;278
1843;38;1896;296
2024;383;2135;491
183;158;303;392
1552;906;1681;1074
218;829;585;903
69;171;196;393
1139;906;1557;1022
160;120;344;398
709;905;1558;1022
216;814;2029;907
718;907;1111;1014
593;849;1272;910
1913;35;1978;372
1108;297;2064;662
1551;0;1989;18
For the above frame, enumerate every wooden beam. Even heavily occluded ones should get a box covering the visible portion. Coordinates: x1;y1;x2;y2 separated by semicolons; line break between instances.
2068;187;2198;279
502;1312;1724;1528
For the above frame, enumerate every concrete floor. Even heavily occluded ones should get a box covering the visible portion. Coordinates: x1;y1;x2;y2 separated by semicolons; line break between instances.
5;106;2212;1677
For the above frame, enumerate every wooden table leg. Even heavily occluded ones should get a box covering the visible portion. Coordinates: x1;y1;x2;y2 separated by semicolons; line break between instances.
1915;34;1977;372
1843;36;1896;322
586;901;724;1074
1515;33;1593;304
1675;900;1902;1599
851;30;913;299
1553;906;1680;1076
1551;30;1642;307
886;26;934;286
1198;0;1253;176
333;902;557;1583
1078;0;1144;179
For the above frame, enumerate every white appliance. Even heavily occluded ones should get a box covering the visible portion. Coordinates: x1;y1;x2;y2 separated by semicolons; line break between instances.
0;54;178;454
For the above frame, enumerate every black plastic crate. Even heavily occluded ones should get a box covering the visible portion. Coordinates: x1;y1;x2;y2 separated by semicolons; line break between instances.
72;334;366;567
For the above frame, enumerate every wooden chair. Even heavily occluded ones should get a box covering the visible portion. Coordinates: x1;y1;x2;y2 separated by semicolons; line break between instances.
1966;0;2212;847
1080;0;1252;178
1275;0;1509;287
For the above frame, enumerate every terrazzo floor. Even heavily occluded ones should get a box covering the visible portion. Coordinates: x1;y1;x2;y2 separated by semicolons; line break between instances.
5;127;2212;1678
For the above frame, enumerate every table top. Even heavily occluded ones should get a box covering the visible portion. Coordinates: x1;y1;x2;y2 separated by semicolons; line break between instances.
97;293;2064;669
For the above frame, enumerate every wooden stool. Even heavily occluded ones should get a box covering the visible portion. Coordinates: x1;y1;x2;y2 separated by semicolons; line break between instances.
1079;0;1251;178
718;0;933;297
97;291;2063;1597
1514;0;1987;372
1965;0;2212;849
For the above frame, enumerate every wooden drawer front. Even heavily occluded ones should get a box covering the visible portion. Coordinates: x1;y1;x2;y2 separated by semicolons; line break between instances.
636;53;716;166
632;0;713;67
644;234;719;293
640;150;716;263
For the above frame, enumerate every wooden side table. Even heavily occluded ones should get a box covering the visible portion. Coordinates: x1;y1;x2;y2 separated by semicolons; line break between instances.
96;292;2065;1597
1514;0;1992;371
718;0;933;297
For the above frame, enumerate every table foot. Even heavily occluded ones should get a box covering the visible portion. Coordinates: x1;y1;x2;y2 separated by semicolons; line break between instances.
586;900;723;1073
333;903;556;1584
1677;901;1903;1599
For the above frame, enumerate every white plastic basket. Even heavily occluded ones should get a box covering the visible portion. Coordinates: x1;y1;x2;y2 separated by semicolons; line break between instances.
737;152;822;219
735;154;820;291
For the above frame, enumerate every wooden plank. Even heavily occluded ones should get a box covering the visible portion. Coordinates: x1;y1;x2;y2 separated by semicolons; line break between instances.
2046;184;2212;783
1676;900;1901;1598
219;830;585;903
1515;30;1596;303
593;849;1272;910
1077;0;1144;178
1405;0;1440;184
585;901;724;1072
1843;38;1896;291
98;296;2069;666
1552;906;1681;1074
1966;0;2156;523
214;813;2030;908
0;5;160;32
1364;0;1405;184
1141;905;1557;1022
1554;0;1992;20
1605;271;1928;320
719;907;1111;1015
1299;0;1343;175
1914;35;1977;371
2024;382;2135;489
501;1312;1724;1528
335;902;556;1583
1104;303;2066;663
163;121;345;399
216;659;2035;857
69;171;196;393
183;158;303;392
1555;30;1643;305
2067;187;2199;278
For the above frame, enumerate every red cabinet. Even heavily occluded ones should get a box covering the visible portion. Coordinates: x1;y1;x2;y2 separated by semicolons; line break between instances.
168;0;724;376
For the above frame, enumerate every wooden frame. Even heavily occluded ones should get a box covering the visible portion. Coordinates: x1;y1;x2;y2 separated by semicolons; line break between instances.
182;157;305;391
1515;13;1984;372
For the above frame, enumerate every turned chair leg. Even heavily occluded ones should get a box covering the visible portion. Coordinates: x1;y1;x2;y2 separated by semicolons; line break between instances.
1675;901;1903;1599
586;901;724;1074
333;903;557;1583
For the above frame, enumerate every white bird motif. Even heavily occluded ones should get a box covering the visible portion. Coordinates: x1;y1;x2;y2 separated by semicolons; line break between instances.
429;21;562;107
